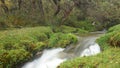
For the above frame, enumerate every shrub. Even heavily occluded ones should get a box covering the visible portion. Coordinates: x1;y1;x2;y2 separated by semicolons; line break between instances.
65;20;96;31
109;32;120;47
76;28;89;34
54;25;77;33
54;25;89;34
0;26;52;68
0;49;31;68
108;24;120;33
97;24;120;48
49;33;78;48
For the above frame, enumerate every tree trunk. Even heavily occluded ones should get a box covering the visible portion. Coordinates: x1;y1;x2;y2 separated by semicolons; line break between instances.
0;0;9;13
38;0;44;17
18;0;22;10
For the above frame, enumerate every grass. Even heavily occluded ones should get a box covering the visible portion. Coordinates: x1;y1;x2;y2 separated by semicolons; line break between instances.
108;24;120;33
59;24;120;68
0;26;79;68
0;26;53;68
54;25;89;34
59;47;120;68
48;33;78;48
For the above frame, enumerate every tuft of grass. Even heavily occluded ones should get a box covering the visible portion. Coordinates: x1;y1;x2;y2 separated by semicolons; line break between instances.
97;24;120;47
49;33;78;48
54;25;89;34
108;24;120;33
65;20;96;31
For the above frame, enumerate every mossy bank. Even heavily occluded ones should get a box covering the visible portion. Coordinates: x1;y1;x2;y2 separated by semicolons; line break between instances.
0;26;85;68
59;24;120;68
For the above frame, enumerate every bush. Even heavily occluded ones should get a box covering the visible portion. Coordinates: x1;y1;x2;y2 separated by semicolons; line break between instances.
65;20;96;31
76;28;89;34
97;24;120;48
108;24;120;33
0;26;52;68
54;25;77;33
54;25;89;34
0;49;31;68
49;33;78;48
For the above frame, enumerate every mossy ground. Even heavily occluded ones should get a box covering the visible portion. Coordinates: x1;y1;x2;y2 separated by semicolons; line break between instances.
0;26;53;68
59;47;120;68
59;24;120;68
0;26;80;68
1;24;119;68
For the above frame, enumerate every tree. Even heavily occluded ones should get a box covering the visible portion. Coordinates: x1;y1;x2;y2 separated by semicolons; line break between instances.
0;0;9;13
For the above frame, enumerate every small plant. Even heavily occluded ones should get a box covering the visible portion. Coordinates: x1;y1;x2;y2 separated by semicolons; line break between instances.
49;33;78;48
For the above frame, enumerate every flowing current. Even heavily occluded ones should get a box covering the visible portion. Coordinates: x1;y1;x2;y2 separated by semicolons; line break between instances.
22;33;104;68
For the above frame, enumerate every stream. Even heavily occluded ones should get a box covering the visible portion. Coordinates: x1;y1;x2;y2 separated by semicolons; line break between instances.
22;32;105;68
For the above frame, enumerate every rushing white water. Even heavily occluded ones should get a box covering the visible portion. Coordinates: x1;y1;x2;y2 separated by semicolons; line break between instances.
22;33;103;68
80;43;100;57
22;48;66;68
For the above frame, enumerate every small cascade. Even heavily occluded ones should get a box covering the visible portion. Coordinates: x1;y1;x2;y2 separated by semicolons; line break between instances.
80;43;100;57
22;48;67;68
22;33;103;68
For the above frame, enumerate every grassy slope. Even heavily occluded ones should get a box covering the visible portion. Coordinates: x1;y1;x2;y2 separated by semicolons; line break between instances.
59;24;120;68
0;26;53;68
0;26;82;68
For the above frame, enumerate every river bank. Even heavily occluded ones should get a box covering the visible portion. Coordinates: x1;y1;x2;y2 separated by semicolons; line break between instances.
0;24;120;68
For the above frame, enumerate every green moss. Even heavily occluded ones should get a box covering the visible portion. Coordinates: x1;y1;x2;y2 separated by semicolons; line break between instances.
59;48;120;68
49;33;78;48
0;49;31;68
59;24;120;68
108;24;120;33
54;25;77;33
0;26;79;68
65;20;96;31
0;26;53;68
97;24;120;48
54;25;89;35
76;28;89;34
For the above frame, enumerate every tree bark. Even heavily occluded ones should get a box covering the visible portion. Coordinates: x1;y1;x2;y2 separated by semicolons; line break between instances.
38;0;44;17
53;0;61;16
18;0;22;10
0;0;9;13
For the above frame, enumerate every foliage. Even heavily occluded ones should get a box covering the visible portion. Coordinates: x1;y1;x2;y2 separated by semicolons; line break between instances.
0;49;31;68
54;25;88;34
98;24;120;47
0;26;53;68
74;0;120;29
108;24;120;33
59;24;120;68
59;48;120;68
49;33;78;48
0;26;79;68
0;0;119;30
65;18;96;31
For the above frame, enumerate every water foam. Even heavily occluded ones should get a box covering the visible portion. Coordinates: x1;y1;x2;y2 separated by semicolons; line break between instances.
80;43;100;57
22;48;66;68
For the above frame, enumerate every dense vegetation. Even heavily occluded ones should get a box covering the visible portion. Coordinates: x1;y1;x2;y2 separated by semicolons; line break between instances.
59;24;120;68
0;0;120;30
0;26;82;68
0;0;120;68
